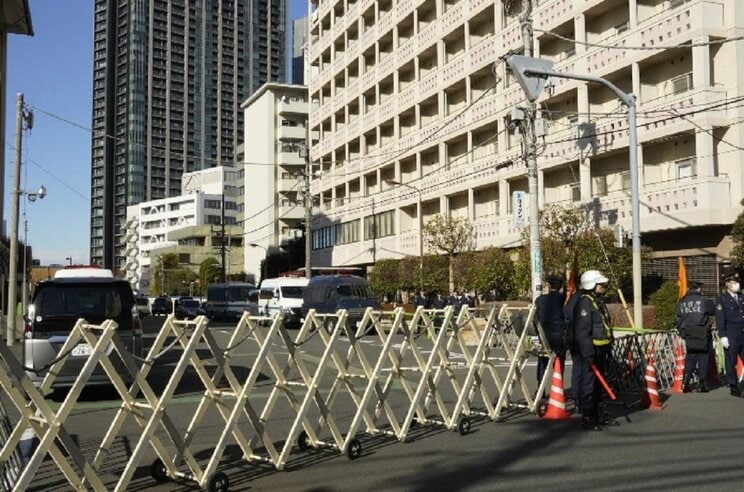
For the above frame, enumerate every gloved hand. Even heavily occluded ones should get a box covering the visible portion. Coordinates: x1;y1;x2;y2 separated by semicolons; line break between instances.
721;336;730;349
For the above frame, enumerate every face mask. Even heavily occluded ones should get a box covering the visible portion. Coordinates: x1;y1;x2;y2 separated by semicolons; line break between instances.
730;282;740;293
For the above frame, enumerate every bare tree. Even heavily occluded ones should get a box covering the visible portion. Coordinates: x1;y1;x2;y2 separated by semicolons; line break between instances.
423;214;475;292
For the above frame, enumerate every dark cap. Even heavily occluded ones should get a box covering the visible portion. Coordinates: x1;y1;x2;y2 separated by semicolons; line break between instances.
545;274;563;287
724;272;739;282
688;281;703;289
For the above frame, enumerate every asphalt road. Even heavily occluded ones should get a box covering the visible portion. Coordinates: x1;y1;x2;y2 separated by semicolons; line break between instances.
10;315;744;491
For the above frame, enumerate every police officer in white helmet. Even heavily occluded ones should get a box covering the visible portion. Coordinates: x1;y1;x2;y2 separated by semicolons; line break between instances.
573;270;619;431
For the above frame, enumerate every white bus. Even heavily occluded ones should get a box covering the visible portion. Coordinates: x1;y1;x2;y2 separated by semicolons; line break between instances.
205;282;259;321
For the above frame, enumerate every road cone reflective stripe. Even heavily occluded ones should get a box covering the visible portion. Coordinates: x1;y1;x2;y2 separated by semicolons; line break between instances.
671;344;686;393
643;354;663;410
543;357;573;420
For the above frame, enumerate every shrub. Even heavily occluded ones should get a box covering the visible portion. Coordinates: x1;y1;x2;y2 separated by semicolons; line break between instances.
648;280;678;331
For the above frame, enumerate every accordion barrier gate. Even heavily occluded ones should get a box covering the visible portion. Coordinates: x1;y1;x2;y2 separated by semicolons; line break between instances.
0;306;713;491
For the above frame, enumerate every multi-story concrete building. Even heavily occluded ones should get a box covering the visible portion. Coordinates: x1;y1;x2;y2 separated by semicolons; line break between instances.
242;83;311;280
306;0;743;286
90;0;286;270
122;166;241;292
292;17;309;84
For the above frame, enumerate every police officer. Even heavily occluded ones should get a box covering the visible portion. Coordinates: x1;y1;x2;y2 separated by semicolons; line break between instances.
536;274;566;386
414;290;429;309
715;273;744;397
676;281;715;392
573;270;617;431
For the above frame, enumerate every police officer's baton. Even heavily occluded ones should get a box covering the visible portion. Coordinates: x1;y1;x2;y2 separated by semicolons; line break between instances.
591;365;617;401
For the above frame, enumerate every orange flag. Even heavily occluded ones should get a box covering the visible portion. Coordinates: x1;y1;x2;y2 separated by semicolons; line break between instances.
565;250;579;304
677;257;687;300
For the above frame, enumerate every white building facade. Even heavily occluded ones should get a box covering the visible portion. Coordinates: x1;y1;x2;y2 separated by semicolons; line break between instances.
122;166;241;292
306;0;744;286
242;83;312;281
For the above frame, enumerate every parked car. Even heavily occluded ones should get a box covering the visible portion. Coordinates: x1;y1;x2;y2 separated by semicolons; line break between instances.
151;296;172;316
23;268;142;388
302;275;380;329
175;298;204;320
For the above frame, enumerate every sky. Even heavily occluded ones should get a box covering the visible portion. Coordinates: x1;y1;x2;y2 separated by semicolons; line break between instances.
6;0;307;267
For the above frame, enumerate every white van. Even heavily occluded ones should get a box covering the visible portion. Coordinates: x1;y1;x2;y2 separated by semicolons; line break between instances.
258;277;309;328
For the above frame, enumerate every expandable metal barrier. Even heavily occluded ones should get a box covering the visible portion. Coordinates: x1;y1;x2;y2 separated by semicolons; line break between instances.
3;304;688;492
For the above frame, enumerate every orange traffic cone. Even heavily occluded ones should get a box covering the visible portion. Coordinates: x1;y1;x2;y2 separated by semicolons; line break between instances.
737;356;744;384
643;353;663;410
542;357;573;420
671;344;686;393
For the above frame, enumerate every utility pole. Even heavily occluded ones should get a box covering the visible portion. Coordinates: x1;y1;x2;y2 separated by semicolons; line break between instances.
7;94;27;345
520;1;543;301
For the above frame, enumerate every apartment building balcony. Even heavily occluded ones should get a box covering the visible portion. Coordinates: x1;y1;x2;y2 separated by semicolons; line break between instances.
278;125;307;140
278;151;304;166
276;178;299;193
278;99;309;115
278;203;305;220
594;175;732;231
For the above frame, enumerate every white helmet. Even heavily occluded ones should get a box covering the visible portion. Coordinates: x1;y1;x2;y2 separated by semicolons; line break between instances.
580;270;609;290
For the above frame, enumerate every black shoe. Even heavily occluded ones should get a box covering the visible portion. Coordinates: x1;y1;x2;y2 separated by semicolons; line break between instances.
683;384;692;393
699;382;709;393
599;416;620;426
581;416;602;431
730;387;741;397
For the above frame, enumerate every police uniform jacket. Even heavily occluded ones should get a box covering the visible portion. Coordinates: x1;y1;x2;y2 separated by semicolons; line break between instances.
573;291;613;362
676;291;714;352
715;291;744;342
536;291;566;337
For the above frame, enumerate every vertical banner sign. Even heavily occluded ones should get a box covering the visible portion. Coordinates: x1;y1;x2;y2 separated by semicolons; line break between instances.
512;191;527;228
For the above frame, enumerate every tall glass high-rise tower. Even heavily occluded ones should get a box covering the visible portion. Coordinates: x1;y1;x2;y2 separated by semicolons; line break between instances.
91;0;286;269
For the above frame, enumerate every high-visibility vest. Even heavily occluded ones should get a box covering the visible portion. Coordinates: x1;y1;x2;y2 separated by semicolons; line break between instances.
581;293;612;346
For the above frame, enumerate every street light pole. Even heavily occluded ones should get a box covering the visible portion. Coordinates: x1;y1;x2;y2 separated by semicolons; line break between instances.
506;55;643;328
386;180;424;292
65;256;73;266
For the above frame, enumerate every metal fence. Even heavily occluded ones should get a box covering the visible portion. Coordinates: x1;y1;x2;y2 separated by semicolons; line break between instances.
0;307;714;491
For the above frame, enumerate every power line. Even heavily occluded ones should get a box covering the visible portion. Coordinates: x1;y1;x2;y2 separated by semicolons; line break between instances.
534;28;744;51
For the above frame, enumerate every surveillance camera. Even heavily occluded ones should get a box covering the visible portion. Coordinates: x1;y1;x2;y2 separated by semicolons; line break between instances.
314;170;322;178
37;185;47;199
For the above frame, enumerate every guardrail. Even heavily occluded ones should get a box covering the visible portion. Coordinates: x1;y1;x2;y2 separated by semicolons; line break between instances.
0;307;712;491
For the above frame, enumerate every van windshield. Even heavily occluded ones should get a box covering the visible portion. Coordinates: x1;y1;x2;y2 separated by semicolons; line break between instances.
35;284;134;318
281;286;305;299
336;285;373;299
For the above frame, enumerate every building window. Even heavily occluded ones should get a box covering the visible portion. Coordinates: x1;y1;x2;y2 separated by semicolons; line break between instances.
364;210;395;240
570;183;581;202
676;157;696;180
669;72;693;95
594;175;608;197
179;253;190;264
621;171;631;191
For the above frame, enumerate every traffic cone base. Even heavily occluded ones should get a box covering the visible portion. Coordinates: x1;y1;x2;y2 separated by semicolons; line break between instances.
542;358;574;420
670;345;685;394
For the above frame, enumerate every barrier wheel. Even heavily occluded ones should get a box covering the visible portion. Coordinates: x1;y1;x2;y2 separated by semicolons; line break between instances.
347;439;362;460
298;430;311;451
150;458;168;483
457;417;471;436
537;401;547;418
207;471;229;492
